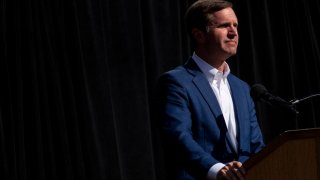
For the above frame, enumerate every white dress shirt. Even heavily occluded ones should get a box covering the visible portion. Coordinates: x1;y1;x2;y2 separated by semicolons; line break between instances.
192;52;237;179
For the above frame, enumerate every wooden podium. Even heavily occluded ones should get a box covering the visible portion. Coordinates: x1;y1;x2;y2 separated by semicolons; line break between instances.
243;128;320;180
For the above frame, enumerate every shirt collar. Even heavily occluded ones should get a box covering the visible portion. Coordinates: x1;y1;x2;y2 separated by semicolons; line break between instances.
192;52;230;83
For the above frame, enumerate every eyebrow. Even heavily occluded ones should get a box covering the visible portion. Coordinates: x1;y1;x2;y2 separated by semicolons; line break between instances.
209;21;238;28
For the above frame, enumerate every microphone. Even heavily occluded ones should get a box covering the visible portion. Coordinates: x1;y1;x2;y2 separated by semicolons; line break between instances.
250;84;298;114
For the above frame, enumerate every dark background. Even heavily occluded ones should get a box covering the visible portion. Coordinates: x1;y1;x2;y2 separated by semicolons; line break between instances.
1;0;320;179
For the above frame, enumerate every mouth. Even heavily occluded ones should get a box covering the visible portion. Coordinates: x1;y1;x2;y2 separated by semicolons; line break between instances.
226;41;238;46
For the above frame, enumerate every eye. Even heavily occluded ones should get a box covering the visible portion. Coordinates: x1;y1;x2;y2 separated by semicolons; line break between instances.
233;23;238;28
217;22;238;29
218;23;230;28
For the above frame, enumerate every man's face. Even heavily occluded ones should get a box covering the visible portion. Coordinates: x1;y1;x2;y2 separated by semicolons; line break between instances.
205;7;239;59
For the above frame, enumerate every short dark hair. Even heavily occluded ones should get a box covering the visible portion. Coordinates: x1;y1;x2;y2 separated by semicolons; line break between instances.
185;0;233;36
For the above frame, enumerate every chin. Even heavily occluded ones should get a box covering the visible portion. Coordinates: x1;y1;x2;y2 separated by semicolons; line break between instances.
222;46;237;54
226;50;237;56
227;48;237;55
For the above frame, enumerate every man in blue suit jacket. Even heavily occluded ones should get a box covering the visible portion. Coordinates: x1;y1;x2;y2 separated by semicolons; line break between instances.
155;0;265;179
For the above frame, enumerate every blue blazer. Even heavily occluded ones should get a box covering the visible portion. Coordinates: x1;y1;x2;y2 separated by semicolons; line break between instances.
155;58;265;179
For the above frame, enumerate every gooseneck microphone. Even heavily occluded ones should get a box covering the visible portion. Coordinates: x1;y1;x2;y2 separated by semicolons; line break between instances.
250;84;298;114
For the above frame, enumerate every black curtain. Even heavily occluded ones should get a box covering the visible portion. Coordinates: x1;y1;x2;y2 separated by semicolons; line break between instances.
1;0;319;179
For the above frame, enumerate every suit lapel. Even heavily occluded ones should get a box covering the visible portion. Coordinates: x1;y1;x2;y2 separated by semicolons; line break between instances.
185;59;238;154
227;75;248;153
185;59;224;121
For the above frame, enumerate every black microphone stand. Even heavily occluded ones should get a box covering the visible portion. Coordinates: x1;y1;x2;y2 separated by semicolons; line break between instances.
289;94;320;128
290;94;320;105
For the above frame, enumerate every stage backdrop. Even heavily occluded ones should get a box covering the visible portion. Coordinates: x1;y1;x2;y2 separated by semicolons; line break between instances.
1;0;320;179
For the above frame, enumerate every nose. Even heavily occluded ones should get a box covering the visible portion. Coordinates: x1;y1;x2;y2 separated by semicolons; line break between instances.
228;26;238;38
229;25;238;35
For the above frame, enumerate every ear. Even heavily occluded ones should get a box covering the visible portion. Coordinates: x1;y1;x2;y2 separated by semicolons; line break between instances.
191;28;205;44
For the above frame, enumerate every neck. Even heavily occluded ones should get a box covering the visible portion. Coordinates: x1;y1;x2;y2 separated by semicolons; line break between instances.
195;50;227;72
